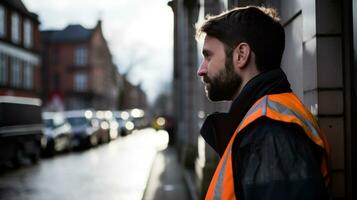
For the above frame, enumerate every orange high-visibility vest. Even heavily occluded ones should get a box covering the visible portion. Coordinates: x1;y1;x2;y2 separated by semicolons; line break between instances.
205;92;330;200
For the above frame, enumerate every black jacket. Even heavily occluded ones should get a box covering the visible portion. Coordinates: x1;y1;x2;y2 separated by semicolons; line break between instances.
200;69;329;200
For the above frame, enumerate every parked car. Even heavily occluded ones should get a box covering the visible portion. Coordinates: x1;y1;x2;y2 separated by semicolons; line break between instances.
0;96;43;167
94;111;113;143
129;109;146;129
42;112;73;156
105;117;120;140
113;111;134;136
64;110;100;150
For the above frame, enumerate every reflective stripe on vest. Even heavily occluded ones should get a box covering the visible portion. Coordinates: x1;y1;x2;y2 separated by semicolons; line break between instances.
205;92;330;200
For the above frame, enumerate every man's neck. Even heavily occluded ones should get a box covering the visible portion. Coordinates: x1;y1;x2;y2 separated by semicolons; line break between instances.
232;69;260;101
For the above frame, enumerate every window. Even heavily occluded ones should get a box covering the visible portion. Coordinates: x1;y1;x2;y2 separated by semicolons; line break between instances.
74;73;87;91
23;62;33;89
0;53;7;85
0;5;5;37
11;58;21;87
74;47;87;66
11;12;20;44
24;20;33;48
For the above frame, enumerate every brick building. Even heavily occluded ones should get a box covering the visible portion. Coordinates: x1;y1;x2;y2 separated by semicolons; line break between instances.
0;0;41;99
41;21;119;111
169;0;356;199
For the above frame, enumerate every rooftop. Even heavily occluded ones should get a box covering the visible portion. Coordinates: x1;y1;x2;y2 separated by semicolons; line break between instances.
42;25;94;43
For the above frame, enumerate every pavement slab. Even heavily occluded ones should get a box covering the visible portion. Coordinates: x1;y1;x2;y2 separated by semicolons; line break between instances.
143;147;190;200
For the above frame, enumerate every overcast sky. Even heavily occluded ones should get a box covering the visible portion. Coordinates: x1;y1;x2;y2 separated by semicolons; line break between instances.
23;0;174;103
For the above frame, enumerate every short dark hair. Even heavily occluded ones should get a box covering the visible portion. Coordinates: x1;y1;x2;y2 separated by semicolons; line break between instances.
197;6;285;72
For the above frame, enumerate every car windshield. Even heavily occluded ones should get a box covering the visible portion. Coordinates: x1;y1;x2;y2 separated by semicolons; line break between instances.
67;117;88;126
44;119;54;128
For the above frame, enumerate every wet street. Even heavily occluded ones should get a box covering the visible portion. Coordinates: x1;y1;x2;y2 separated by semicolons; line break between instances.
0;128;169;200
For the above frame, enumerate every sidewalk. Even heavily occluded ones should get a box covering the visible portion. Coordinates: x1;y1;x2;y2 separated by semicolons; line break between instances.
142;146;191;200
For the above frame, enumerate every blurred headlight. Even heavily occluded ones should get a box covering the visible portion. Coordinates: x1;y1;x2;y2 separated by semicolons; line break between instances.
156;117;166;126
125;121;134;131
121;111;129;120
85;110;93;119
104;111;113;120
131;108;144;118
198;110;205;119
101;121;109;129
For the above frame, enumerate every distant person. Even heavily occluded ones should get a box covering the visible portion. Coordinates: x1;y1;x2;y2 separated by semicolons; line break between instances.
196;6;330;199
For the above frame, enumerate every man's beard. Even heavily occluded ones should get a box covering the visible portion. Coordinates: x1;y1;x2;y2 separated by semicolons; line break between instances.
204;57;242;101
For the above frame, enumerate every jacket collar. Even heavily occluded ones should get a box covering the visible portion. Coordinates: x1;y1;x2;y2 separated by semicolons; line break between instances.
200;68;292;156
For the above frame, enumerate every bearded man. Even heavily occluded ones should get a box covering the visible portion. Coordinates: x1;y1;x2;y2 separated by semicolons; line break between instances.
197;6;330;200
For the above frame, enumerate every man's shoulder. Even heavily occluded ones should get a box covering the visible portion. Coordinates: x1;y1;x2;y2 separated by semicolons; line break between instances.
235;116;308;148
231;118;328;200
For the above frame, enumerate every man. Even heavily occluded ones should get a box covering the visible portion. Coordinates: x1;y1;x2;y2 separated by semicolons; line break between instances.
196;6;330;200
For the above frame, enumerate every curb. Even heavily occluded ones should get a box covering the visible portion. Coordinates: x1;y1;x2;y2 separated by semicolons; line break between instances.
183;169;199;200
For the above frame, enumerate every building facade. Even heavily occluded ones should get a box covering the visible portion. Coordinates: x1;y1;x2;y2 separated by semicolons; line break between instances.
170;0;356;199
0;0;41;99
41;21;119;111
118;76;148;110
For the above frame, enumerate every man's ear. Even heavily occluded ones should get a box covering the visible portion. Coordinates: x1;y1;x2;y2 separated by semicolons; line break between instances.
233;42;251;69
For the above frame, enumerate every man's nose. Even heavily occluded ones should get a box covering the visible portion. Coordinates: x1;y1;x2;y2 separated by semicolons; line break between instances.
197;61;207;77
